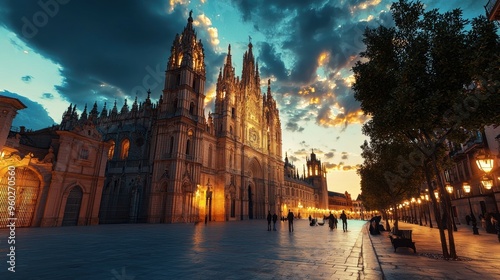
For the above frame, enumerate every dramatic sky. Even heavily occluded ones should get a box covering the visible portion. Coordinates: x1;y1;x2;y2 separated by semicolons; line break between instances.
0;0;486;198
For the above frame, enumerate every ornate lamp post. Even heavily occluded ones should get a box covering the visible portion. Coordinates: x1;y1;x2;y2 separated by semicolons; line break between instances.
205;179;213;224
298;202;303;219
463;182;479;235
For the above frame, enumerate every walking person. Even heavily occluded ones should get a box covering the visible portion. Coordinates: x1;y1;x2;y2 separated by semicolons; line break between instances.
267;211;272;231
327;211;335;231
340;210;348;232
272;212;278;231
287;210;294;232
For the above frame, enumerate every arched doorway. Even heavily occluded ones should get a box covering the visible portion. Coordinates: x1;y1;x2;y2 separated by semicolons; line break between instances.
0;167;41;227
62;186;83;226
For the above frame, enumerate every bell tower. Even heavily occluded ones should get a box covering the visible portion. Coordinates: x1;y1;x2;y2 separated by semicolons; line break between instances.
307;150;328;209
150;11;206;223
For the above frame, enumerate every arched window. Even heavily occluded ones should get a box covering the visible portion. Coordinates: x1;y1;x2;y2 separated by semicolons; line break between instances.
186;139;190;155
169;136;174;155
189;102;195;115
108;140;115;160
120;139;130;160
173;98;178;111
208;145;213;167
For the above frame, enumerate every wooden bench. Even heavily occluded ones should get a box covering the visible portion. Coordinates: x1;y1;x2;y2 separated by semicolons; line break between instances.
389;229;416;253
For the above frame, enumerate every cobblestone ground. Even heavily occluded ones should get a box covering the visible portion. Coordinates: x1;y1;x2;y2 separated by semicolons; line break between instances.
0;219;376;280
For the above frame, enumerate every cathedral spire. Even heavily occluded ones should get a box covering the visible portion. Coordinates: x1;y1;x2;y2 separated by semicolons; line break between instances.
100;102;108;118
267;79;272;100
223;44;233;80
111;100;118;117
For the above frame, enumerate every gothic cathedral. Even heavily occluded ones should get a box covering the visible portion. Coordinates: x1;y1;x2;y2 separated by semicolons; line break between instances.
0;13;330;227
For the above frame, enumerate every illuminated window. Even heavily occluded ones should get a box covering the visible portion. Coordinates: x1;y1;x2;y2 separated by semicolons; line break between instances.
120;139;130;159
108;140;115;160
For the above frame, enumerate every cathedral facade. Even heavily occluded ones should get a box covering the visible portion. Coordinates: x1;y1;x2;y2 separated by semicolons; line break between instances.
0;14;330;227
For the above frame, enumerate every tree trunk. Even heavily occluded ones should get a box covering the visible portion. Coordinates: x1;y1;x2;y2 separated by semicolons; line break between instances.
382;210;391;232
431;156;457;259
424;163;450;258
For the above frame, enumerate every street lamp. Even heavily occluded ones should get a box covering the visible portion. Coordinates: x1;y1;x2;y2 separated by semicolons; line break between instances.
463;182;479;235
205;179;213;225
475;153;495;173
480;175;494;190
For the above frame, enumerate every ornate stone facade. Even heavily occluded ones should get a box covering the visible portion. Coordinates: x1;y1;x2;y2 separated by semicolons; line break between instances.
0;96;109;227
0;14;332;227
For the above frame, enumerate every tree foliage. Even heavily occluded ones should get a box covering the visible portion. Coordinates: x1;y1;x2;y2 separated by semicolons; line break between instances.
353;0;500;259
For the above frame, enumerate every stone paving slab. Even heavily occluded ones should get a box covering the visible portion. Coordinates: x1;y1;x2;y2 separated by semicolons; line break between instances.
0;219;374;280
369;221;500;280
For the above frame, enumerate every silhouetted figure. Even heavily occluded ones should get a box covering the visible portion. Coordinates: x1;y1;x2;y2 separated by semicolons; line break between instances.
340;210;348;232
267;211;272;231
326;212;335;231
273;212;278;231
287;210;294;232
465;215;471;226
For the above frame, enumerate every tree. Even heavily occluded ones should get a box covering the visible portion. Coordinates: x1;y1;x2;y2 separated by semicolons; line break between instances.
353;0;500;259
359;139;423;232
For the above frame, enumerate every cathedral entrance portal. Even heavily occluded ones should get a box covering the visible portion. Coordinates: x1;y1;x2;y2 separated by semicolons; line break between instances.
0;167;41;227
62;186;83;226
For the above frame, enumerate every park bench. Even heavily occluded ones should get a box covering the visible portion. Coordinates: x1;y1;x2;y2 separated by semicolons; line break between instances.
389;229;416;253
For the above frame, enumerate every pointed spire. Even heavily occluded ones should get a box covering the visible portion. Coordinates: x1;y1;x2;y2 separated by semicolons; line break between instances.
80;103;88;121
131;96;138;112
90;101;99;118
121;99;129;114
101;102;108;118
71;104;78;120
111;100;118;116
267;79;273;101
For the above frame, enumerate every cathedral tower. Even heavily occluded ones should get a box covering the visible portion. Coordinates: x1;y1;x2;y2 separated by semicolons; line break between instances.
307;150;328;209
150;11;207;223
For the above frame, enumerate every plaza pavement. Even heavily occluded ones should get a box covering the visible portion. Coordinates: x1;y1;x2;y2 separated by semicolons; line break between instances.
0;219;380;280
369;220;500;280
1;218;498;280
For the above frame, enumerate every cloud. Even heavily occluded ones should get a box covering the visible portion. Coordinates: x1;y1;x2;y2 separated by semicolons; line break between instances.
324;161;361;171
0;1;225;108
21;75;33;83
0;0;484;138
41;93;54;99
324;152;335;159
0;90;56;130
341;152;349;160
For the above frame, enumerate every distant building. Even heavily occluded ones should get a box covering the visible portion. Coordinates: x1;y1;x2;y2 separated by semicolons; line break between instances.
326;191;353;213
0;14;335;227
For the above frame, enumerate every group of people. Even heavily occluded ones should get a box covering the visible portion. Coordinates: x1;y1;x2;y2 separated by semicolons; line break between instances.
266;211;279;231
267;209;349;233
324;210;348;232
